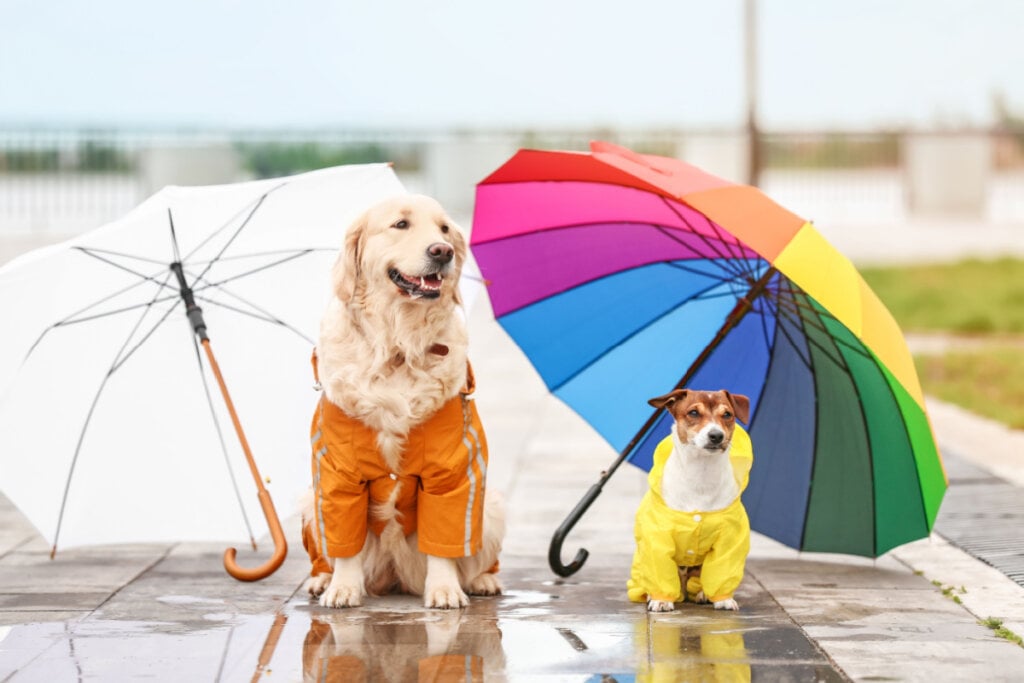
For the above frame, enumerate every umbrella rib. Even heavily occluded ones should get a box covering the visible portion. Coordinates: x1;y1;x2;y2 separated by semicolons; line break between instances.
186;185;286;287
179;180;288;265
657;196;755;279
73;247;170;266
547;279;734;392
189;333;257;549
74;247;176;290
108;300;182;375
652;224;750;282
51;273;180;555
187;247;337;266
190;250;314;291
765;291;850;372
194;294;315;345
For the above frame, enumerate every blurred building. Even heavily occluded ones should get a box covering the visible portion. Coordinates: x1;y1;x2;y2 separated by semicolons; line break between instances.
1;127;1022;264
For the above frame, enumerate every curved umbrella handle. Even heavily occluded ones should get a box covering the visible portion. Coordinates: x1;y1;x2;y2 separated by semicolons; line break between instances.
548;482;604;577
224;489;288;582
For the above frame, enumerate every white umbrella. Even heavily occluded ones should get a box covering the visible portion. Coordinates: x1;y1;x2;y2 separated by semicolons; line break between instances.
0;163;405;580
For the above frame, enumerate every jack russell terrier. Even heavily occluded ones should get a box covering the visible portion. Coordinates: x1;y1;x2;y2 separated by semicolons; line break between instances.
627;389;753;612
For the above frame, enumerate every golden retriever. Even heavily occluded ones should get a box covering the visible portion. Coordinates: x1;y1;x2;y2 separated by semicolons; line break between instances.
302;194;504;609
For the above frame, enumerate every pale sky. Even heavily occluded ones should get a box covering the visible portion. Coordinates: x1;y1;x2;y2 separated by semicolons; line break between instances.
2;0;1021;130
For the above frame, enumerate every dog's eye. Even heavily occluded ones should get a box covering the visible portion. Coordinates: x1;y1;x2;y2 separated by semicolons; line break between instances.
687;409;700;418
722;411;733;420
440;224;450;234
392;219;409;230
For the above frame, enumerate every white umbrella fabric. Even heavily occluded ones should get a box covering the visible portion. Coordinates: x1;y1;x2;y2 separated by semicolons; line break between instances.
0;163;404;579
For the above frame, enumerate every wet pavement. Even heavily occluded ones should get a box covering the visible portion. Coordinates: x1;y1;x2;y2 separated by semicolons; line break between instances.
4;233;1024;680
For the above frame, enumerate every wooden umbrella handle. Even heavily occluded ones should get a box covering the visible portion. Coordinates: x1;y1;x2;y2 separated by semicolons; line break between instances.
201;339;288;582
224;489;288;582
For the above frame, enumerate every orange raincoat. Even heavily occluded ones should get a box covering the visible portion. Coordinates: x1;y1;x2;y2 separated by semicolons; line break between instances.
303;354;489;575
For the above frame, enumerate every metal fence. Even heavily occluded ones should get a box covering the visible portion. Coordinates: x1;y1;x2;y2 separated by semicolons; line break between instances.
1;128;1022;238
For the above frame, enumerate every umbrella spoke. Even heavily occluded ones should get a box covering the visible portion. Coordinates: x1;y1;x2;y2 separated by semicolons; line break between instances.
548;278;738;392
190;250;315;291
187;247;337;266
52;274;182;554
73;246;170;266
109;299;181;374
186;183;289;287
73;247;172;289
189;334;257;549
23;273;177;364
658;196;754;279
194;294;314;345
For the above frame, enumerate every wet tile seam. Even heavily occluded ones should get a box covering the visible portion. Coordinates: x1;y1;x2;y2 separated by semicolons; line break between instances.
87;545;176;616
744;570;853;682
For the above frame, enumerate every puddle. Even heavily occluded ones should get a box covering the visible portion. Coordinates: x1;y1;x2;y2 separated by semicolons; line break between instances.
0;585;844;681
155;595;226;606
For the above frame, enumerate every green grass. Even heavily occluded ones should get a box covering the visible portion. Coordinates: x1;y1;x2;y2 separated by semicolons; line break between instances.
859;258;1024;428
915;346;1024;430
860;257;1024;334
980;617;1024;647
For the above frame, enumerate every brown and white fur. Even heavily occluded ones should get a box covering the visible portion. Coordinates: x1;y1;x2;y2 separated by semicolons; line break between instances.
645;389;750;612
303;194;504;609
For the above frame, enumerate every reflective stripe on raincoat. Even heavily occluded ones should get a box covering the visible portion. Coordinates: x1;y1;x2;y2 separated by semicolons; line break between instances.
304;354;488;566
627;426;753;604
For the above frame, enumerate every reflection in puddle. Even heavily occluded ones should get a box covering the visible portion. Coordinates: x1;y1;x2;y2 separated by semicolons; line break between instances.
301;610;505;682
635;616;750;683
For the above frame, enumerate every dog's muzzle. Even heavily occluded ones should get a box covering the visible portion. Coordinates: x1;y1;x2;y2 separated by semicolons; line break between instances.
389;268;445;299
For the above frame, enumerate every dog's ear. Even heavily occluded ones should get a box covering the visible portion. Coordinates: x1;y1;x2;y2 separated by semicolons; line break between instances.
648;389;688;412
446;219;468;306
723;391;751;425
333;214;367;303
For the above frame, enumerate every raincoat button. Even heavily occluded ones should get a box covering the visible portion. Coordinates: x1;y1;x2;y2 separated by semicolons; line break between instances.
389;473;397;480
686;549;695;555
693;514;702;522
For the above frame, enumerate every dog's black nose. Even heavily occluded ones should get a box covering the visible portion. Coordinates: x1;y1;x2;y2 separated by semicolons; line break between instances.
708;430;724;445
427;242;454;264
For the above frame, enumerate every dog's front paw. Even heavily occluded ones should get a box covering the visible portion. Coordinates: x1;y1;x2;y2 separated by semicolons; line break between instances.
647;599;675;612
306;573;332;598
466;572;503;596
320;581;363;608
425;583;469;609
713;598;739;611
693;590;710;605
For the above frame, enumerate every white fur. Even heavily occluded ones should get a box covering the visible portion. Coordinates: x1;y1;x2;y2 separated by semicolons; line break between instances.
660;428;740;513
305;195;504;608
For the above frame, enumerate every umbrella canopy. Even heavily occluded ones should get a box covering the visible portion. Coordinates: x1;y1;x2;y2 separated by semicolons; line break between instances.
0;164;405;556
471;142;946;560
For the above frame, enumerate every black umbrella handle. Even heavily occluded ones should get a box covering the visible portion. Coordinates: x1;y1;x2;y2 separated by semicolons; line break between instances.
548;482;603;576
170;261;208;341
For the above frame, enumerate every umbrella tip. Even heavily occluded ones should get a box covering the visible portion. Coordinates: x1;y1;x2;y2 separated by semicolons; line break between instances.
251;537;258;552
50;545;57;560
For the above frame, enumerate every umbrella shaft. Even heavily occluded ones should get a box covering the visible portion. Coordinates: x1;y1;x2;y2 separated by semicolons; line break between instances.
201;339;265;492
170;261;208;340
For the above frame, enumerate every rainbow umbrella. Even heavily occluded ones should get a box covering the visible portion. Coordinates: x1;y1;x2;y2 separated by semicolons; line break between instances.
471;141;946;576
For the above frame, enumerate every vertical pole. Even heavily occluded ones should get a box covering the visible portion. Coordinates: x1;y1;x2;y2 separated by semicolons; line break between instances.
745;0;761;187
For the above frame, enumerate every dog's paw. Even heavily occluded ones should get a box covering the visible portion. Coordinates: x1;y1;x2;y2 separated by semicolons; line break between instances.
647;599;676;612
424;583;469;609
306;573;332;598
466;572;503;596
713;598;739;611
693;590;710;605
320;582;363;609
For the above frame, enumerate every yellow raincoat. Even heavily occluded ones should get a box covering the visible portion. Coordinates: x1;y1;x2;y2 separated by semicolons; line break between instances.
627;427;753;605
